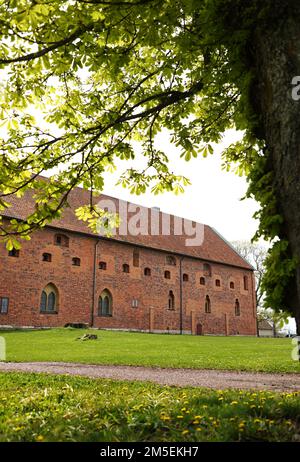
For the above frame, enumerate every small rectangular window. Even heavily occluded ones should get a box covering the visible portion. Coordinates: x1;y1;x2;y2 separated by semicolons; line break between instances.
8;249;19;258
99;261;107;270
0;297;9;314
131;299;139;308
72;257;81;266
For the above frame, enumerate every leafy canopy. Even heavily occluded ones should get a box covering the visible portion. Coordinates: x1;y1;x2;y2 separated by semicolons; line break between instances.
0;0;293;315
0;0;259;238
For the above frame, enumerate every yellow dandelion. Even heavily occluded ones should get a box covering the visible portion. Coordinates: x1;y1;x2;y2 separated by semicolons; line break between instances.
194;415;203;420
177;415;184;419
182;430;189;435
196;427;202;432
36;435;44;442
193;420;200;425
230;401;238;405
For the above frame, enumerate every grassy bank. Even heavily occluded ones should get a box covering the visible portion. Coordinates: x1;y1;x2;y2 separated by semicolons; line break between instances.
0;372;299;442
0;328;299;373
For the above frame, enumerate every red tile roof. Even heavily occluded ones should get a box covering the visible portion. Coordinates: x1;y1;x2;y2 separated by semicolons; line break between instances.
1;182;253;270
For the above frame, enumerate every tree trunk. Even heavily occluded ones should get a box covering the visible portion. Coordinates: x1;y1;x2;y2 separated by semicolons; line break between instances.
251;1;300;335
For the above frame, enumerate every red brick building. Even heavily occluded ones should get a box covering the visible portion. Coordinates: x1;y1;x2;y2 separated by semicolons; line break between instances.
0;186;257;335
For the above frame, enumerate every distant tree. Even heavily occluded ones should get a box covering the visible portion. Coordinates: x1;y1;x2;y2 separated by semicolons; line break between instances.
232;241;267;308
233;240;290;336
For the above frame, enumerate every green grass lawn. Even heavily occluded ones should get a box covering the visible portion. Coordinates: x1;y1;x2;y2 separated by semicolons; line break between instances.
0;372;299;442
0;328;299;373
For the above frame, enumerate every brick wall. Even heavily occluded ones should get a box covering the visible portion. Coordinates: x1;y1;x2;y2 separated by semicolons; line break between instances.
0;226;257;335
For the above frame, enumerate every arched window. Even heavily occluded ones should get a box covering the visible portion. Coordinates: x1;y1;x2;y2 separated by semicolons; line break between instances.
99;261;107;270
166;255;176;266
168;291;175;310
98;289;112;317
164;270;171;279
144;267;151;276
123;263;130;273
200;277;206;285
215;279;221;287
235;299;241;316
203;263;211;276
54;234;69;247
205;295;211;313
72;257;81;266
40;284;58;313
133;249;140;267
40;291;47;311
243;276;249;290
48;292;56;311
183;273;189;282
230;281;235;289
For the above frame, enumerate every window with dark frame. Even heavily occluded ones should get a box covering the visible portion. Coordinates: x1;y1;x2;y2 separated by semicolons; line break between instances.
168;290;175;310
123;263;130;273
99;261;107;270
200;277;206;285
205;295;211;313
0;297;9;314
164;270;171;279
230;281;235;289
72;257;81;266
215;279;221;287
243;276;249;290
183;273;189;282
98;289;113;316
144;267;151;276
42;253;52;262
8;249;19;257
40;284;58;313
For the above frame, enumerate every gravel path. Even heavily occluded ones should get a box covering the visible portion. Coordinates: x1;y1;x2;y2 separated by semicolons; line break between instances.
0;362;299;392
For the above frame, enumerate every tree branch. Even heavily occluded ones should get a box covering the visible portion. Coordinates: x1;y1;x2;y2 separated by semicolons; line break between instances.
0;26;92;65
